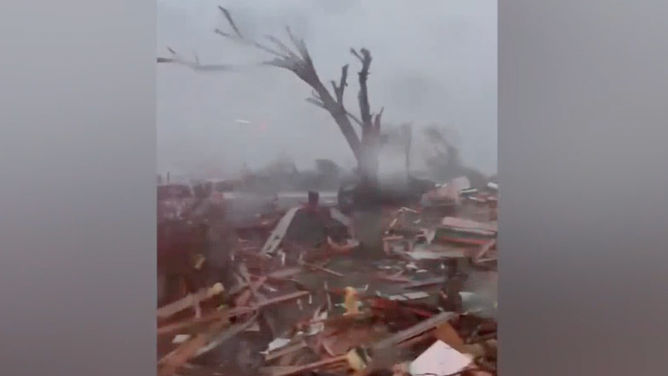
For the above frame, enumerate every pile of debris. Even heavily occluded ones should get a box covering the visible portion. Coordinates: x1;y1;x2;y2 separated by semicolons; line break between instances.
157;178;498;376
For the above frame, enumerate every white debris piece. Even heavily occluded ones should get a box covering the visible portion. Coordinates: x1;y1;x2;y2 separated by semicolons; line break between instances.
260;338;291;354
388;291;430;301
307;309;328;335
409;340;472;376
172;334;191;344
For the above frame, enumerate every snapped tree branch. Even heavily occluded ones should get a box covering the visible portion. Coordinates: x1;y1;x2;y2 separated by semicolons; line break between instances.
157;47;235;72
351;48;373;127
212;6;363;159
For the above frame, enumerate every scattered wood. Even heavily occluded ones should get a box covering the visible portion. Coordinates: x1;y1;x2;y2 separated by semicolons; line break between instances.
299;260;344;277
265;341;308;362
194;312;259;357
373;311;456;349
402;277;445;289
434;321;467;353
157;310;227;336
256;290;310;308
474;239;496;263
157;317;230;376
265;355;348;376
157;170;498;376
157;283;224;320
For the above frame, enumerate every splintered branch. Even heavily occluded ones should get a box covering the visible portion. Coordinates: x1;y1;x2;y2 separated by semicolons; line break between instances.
157;48;235;71
331;65;349;103
351;48;373;127
217;6;243;38
373;107;384;131
265;35;301;61
213;6;349;111
286;26;310;61
215;7;312;75
214;29;287;60
305;97;325;108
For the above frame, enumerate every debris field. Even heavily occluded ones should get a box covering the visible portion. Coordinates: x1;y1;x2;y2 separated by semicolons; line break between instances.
156;178;498;376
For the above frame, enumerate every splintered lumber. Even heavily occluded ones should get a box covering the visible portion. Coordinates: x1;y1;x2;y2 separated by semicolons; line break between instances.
299;260;343;277
264;355;348;376
256;290;309;308
302;312;374;327
195;313;259;357
395;329;435;349
402;277;445;289
434;322;467;353
267;267;305;280
157;312;258;376
157;310;226;336
373;311;456;349
474;239;496;263
219;290;309;318
264;341;308;361
261;207;301;255
157;293;299;337
157;320;229;376
157;283;224;320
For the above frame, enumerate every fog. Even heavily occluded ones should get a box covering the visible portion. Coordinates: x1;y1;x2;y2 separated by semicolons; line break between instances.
157;0;497;179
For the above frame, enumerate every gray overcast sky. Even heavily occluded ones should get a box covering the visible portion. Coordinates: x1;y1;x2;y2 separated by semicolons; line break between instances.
157;0;497;177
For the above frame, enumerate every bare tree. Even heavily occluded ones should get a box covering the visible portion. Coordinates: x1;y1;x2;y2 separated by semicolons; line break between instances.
160;6;385;188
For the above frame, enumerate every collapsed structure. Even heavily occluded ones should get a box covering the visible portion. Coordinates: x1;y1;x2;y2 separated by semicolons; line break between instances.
156;176;498;376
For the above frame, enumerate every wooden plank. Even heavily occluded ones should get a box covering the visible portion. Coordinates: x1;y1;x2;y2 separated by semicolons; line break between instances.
265;355;347;376
299;260;343;277
194;313;258;357
474;239;496;263
157;319;229;376
157;313;258;376
157;283;224;320
434;322;467;353
261;207;301;255
267;267;304;279
157;311;226;336
373;311;456;349
265;341;308;362
259;291;308;310
401;277;445;289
